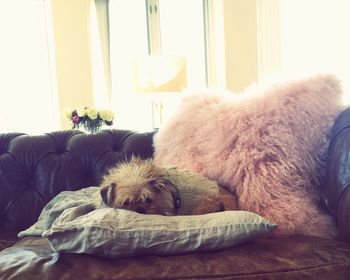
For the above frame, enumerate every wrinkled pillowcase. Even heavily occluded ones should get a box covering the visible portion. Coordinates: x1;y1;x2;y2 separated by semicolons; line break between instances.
42;208;276;258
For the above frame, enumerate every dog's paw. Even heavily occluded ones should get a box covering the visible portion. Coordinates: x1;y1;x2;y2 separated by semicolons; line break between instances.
192;189;239;215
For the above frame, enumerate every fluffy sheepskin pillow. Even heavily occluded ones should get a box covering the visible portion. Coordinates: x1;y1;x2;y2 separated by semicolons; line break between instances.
154;74;343;238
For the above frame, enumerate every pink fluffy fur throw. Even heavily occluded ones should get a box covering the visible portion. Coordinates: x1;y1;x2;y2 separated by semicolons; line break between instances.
154;74;343;238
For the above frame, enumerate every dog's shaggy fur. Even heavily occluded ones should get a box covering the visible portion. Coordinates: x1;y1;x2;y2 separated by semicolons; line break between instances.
154;74;343;238
100;157;238;215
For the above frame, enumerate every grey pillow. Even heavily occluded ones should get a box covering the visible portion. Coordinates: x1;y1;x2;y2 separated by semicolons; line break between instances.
42;208;276;258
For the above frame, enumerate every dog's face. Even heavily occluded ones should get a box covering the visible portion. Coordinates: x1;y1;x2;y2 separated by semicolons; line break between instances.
100;158;177;215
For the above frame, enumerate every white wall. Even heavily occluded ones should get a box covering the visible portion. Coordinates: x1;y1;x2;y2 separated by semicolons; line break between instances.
51;0;95;129
222;0;259;92
279;0;350;103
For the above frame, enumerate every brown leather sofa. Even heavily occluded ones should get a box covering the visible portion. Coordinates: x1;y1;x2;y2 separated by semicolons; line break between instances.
1;108;350;280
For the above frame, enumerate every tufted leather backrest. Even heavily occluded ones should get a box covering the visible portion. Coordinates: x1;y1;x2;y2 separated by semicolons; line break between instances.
0;129;155;231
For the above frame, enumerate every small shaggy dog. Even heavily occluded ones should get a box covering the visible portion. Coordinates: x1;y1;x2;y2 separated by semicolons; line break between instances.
100;157;238;215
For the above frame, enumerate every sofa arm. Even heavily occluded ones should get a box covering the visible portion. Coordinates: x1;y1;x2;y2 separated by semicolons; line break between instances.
323;107;350;242
337;187;350;242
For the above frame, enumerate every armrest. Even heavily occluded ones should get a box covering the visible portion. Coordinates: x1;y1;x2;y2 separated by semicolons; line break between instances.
337;187;350;242
323;107;350;242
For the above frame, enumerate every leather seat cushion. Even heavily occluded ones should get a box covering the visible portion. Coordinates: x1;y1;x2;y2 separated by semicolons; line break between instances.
0;230;18;251
1;235;350;280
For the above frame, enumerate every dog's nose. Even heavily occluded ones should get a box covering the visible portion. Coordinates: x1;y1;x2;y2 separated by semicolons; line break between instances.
136;207;146;214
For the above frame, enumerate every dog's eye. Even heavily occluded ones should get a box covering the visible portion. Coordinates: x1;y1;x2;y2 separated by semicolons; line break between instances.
145;197;153;204
149;180;157;187
149;180;161;194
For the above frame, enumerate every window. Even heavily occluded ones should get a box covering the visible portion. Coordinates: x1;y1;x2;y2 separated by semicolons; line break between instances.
108;0;208;131
157;0;207;88
109;0;150;131
0;0;59;134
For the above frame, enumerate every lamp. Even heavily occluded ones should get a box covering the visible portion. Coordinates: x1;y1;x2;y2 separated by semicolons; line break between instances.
132;55;187;128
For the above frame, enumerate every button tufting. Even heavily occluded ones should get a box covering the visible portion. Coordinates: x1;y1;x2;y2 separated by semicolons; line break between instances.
55;148;66;155
0;145;8;156
111;144;121;152
54;144;67;155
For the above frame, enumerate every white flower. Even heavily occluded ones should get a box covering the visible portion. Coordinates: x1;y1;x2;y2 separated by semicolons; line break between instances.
77;107;87;117
98;109;114;122
86;107;98;120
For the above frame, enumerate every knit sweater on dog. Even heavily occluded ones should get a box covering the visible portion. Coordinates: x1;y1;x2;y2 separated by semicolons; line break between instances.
165;168;220;215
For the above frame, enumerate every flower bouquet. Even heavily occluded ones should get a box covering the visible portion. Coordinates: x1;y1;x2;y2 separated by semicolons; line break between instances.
64;107;115;133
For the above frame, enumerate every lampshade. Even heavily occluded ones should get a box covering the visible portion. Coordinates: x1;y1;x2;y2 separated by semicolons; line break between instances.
132;55;187;93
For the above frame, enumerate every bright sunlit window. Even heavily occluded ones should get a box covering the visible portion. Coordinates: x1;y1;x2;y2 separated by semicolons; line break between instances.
108;0;150;131
108;0;207;131
90;0;110;109
159;0;207;89
0;0;59;134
